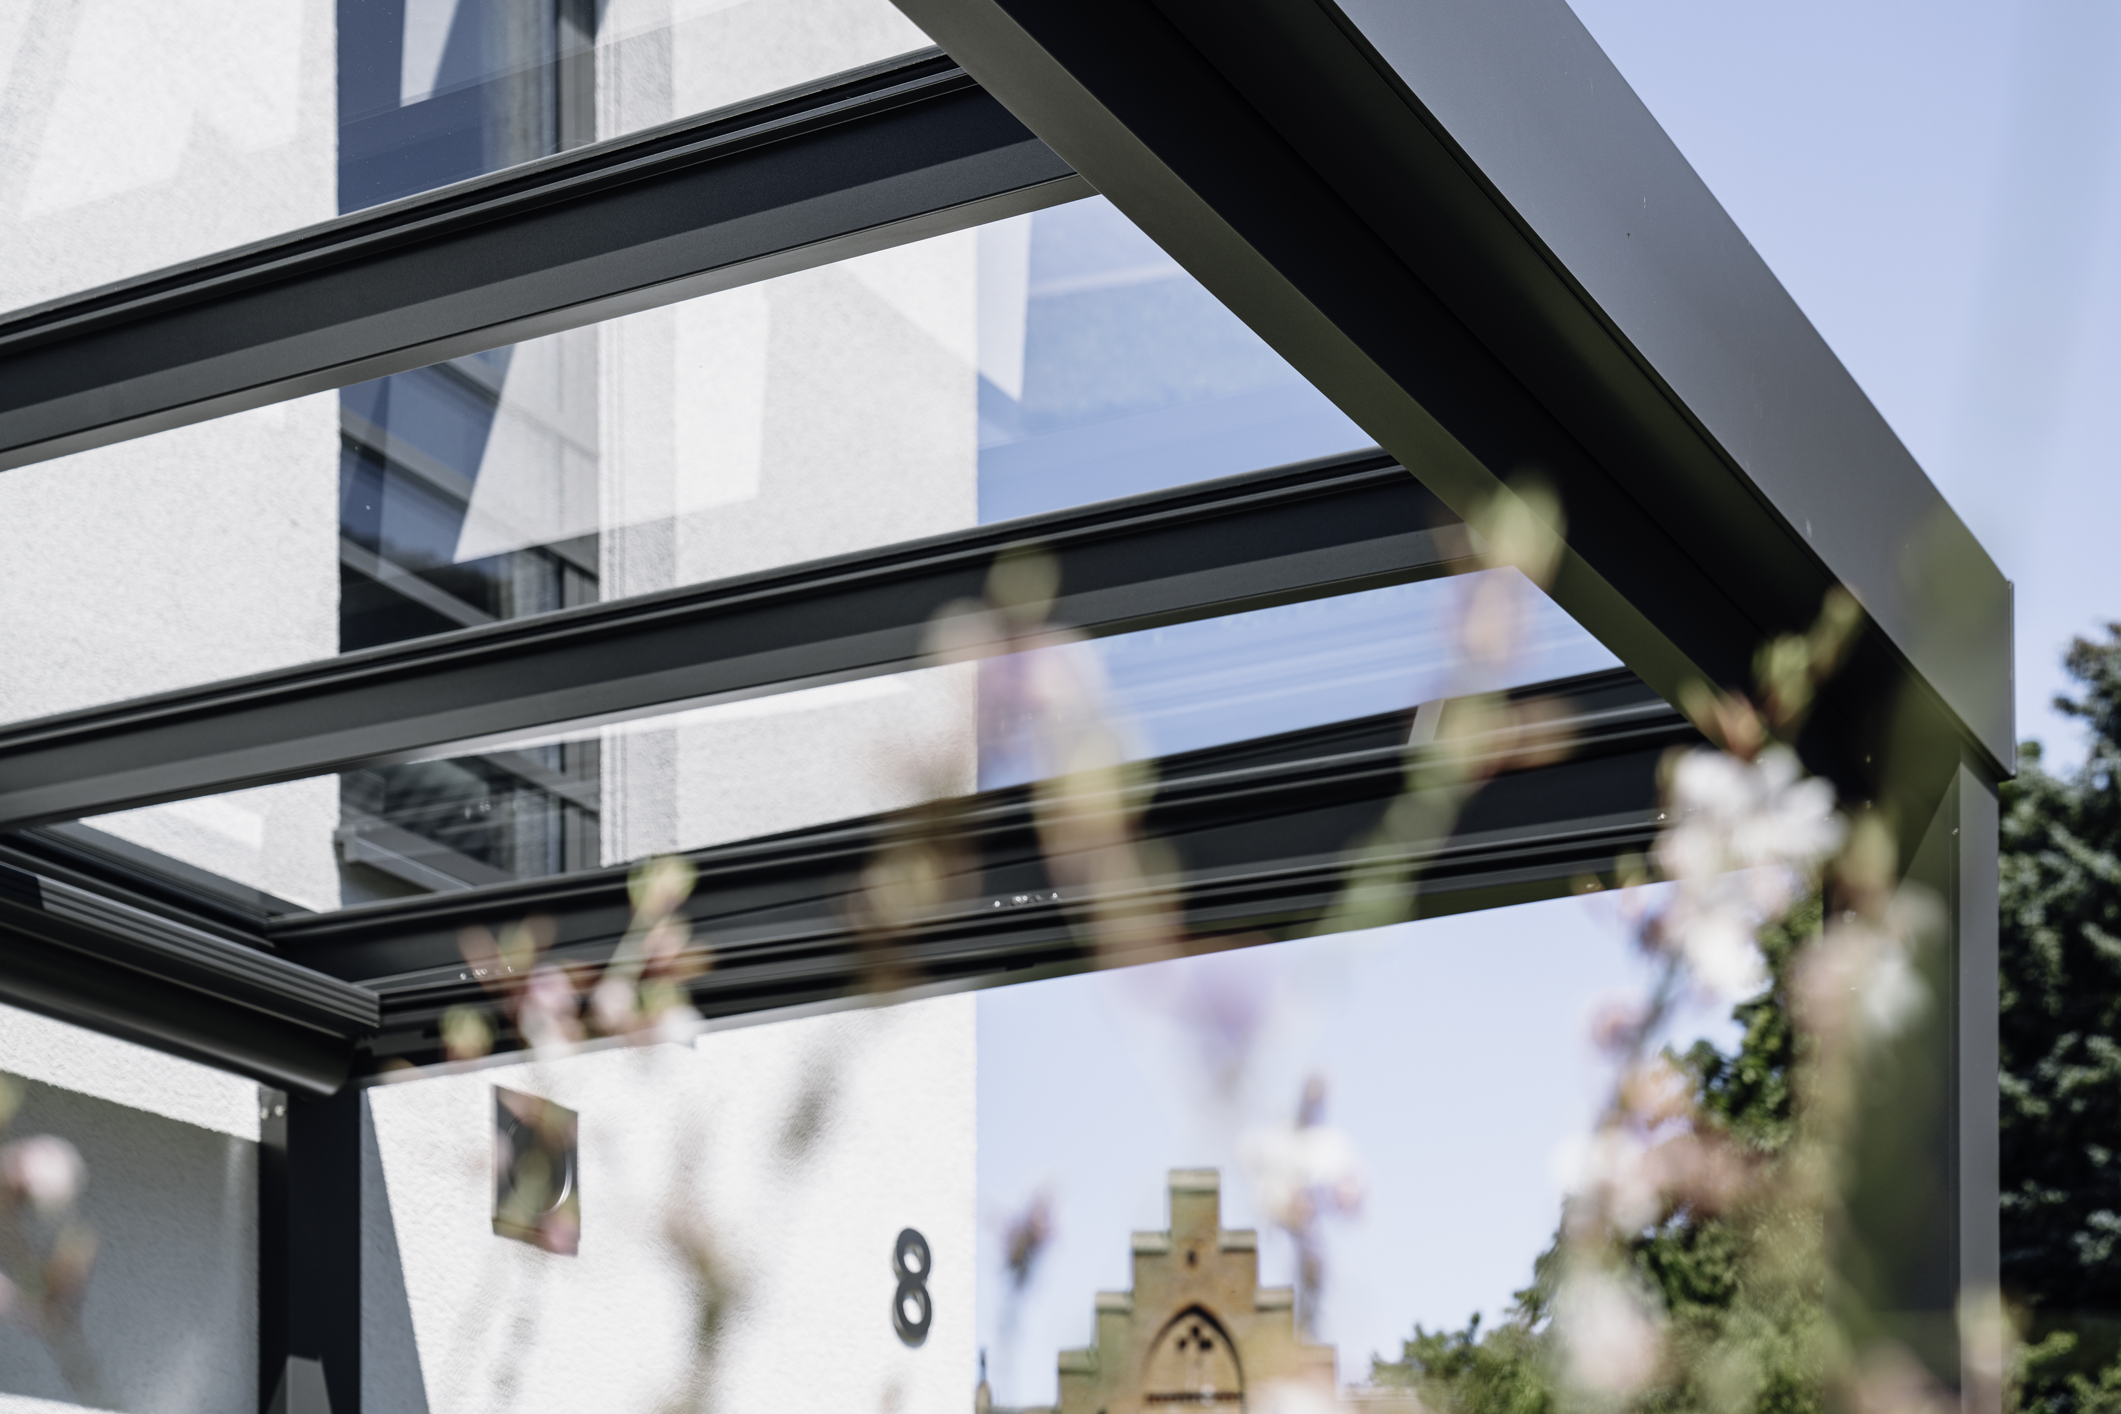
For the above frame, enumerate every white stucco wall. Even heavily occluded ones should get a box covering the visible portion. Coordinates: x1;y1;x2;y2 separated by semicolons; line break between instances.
597;228;984;864
364;993;976;1413
596;0;928;144
0;399;345;912
0;1001;262;1414
0;0;335;315
0;0;342;910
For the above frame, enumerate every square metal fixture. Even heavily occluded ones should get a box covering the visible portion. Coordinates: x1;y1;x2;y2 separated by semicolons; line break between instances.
493;1087;579;1255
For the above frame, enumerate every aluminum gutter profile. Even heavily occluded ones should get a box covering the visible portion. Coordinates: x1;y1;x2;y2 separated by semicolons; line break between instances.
269;668;1689;1071
0;863;376;1095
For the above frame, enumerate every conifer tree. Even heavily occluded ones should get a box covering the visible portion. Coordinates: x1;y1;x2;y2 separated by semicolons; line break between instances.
2002;628;2121;1413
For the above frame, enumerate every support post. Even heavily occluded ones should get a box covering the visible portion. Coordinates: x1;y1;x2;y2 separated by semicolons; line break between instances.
261;1087;362;1414
1848;756;2001;1410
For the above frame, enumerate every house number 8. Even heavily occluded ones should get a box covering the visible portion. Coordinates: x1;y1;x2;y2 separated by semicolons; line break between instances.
892;1228;932;1347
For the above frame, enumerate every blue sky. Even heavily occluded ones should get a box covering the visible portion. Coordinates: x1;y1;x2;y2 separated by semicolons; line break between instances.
1565;0;2121;768
974;898;1723;1406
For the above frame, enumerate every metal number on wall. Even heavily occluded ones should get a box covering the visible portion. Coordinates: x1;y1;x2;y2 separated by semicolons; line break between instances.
892;1228;931;1347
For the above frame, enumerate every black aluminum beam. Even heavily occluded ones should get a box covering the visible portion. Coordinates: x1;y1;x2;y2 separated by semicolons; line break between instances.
0;49;1084;473
1319;0;2011;771
887;0;2012;794
0;864;376;1095
0;450;1473;830
264;669;1689;1071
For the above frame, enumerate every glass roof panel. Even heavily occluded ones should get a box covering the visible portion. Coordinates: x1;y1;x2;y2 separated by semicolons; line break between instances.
0;0;932;315
57;573;1619;912
1;196;1374;722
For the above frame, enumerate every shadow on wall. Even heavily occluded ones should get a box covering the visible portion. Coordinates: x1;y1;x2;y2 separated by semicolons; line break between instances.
363;1100;432;1414
0;1078;257;1413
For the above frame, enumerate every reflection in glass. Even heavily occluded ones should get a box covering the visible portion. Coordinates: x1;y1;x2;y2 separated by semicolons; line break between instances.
336;0;590;211
76;572;1618;908
310;195;1384;905
0;0;929;313
979;200;1369;521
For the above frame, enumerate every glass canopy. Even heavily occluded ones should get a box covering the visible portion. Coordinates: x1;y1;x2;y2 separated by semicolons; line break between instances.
0;196;1371;721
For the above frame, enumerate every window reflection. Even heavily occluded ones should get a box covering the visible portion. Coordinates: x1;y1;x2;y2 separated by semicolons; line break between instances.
336;0;592;212
321;197;1387;906
980;201;1370;521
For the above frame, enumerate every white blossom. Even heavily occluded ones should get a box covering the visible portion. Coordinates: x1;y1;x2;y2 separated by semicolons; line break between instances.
1552;1128;1660;1232
1242;1121;1366;1230
1;1135;85;1214
1655;745;1843;1004
1249;1379;1343;1414
1555;1266;1664;1399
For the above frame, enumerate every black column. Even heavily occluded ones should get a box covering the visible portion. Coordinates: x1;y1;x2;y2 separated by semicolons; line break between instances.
261;1086;362;1414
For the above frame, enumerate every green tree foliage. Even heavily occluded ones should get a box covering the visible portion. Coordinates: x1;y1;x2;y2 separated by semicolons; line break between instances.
2002;628;2121;1413
1371;630;2121;1414
1368;906;1821;1414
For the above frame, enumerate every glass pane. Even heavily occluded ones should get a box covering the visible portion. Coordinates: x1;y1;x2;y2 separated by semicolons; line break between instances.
62;573;1617;911
2;197;1372;722
0;0;931;314
980;199;1370;521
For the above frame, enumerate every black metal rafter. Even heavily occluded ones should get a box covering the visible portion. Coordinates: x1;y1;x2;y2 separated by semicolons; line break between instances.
0;450;1472;830
0;49;1083;472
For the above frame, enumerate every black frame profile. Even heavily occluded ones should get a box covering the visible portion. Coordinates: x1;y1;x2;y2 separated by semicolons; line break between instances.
288;668;1685;1070
0;50;1082;473
0;3;2008;1410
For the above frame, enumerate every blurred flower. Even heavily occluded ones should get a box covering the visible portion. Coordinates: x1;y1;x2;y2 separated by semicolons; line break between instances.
1248;1378;1342;1414
1554;1127;1660;1233
1245;1076;1365;1337
1588;995;1651;1056
1;1136;84;1215
1555;1265;1664;1400
1001;1191;1054;1292
1619;1056;1693;1127
1794;910;1933;1052
1653;745;1843;1005
441;1005;493;1063
629;855;696;927
42;1226;97;1309
589;975;636;1036
1661;746;1842;881
517;965;584;1054
1244;1098;1366;1232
